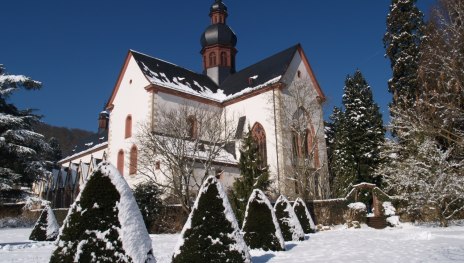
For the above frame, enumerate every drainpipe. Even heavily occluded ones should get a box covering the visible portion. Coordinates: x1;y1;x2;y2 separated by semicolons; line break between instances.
273;87;281;194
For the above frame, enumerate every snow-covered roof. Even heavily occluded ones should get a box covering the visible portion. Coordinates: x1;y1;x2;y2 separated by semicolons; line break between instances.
131;44;299;103
154;133;237;165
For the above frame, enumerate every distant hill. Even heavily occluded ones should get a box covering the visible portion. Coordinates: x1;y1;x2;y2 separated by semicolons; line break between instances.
33;122;96;158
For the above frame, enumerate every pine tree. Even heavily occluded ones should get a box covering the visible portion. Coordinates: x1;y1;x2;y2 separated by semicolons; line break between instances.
241;189;285;251
384;0;425;109
173;176;251;263
29;205;59;241
133;182;163;232
274;195;304;241
293;198;316;234
50;163;155;263
329;71;385;197
0;65;51;192
230;127;271;225
377;0;464;227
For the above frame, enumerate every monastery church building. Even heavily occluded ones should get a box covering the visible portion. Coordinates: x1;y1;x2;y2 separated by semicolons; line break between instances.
53;0;330;204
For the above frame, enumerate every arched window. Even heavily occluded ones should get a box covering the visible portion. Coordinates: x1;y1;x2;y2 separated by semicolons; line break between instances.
187;115;198;139
220;52;227;66
117;150;124;175
251;122;267;168
129;145;137;175
306;125;320;168
125;115;132;138
209;52;217;67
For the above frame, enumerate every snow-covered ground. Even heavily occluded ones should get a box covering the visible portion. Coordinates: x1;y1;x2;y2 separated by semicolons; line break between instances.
1;224;464;262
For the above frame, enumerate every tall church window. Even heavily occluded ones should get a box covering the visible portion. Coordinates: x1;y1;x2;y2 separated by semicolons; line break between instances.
307;126;320;168
187;115;198;139
125;115;132;138
251;122;267;168
129;145;137;175
220;52;227;66
209;52;217;67
117;150;124;175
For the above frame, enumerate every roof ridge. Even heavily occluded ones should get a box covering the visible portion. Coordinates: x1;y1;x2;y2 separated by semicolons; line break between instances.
233;44;299;74
129;49;207;78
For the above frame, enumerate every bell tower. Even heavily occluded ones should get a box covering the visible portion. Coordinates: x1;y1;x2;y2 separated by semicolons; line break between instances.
200;0;237;85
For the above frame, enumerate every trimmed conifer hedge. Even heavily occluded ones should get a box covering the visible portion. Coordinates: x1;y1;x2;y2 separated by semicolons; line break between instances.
293;197;316;234
274;195;305;241
172;176;250;263
242;189;285;251
29;205;59;241
49;163;155;263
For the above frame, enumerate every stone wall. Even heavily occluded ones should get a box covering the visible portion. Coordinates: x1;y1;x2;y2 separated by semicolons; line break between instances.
307;198;366;226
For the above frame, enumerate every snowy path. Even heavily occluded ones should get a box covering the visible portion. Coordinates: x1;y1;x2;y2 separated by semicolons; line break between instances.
1;225;464;262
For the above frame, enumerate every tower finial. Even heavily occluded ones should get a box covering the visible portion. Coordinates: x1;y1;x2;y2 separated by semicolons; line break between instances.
200;0;237;85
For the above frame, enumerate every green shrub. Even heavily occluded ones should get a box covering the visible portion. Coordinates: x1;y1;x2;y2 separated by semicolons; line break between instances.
49;163;154;263
242;189;285;251
172;176;250;263
293;198;316;234
274;195;305;241
29;205;59;241
133;182;162;232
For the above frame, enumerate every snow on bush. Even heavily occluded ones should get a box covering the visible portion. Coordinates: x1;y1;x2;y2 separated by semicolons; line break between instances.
172;176;251;263
348;202;367;212
383;201;396;216
50;162;155;263
274;195;304;241
29;205;59;241
241;189;285;251
387;216;400;227
293;198;316;234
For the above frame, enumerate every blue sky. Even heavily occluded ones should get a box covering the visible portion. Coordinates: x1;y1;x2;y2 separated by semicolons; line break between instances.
3;0;436;132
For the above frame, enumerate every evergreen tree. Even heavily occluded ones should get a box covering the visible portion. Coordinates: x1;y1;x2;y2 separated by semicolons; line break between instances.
384;0;425;109
50;163;155;263
377;0;464;227
230;127;271;225
47;137;62;163
0;65;51;192
329;71;385;197
241;189;285;251
293;198;316;234
29;205;59;241
274;195;304;241
173;176;250;263
133;182;163;232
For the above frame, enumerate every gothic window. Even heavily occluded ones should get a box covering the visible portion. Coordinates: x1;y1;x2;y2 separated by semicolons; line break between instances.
307;126;320;168
187;115;198;139
209;52;217;67
251;122;267;168
117;150;124;175
129;145;137;175
220;52;227;66
125;115;132;138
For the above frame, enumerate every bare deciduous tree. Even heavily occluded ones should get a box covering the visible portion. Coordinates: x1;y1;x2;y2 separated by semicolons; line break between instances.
277;78;329;200
135;102;236;214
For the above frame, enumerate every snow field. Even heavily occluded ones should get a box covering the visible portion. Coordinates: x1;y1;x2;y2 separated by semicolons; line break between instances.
2;224;464;262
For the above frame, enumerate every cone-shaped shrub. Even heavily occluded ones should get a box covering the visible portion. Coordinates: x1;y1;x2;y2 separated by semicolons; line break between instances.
50;163;155;263
29;205;59;241
172;176;251;263
293;198;316;234
274;195;305;241
242;189;285;251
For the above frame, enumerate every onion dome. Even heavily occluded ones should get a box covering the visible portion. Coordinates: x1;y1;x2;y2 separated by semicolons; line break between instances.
201;24;237;48
210;0;228;13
